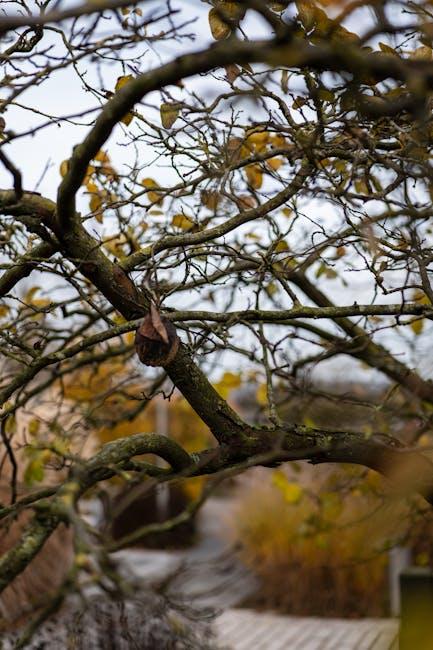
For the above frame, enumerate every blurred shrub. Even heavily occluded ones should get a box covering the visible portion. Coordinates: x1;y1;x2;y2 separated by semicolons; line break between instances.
226;465;412;618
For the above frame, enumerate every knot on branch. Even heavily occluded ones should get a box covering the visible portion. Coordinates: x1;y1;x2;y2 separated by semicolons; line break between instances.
135;303;179;367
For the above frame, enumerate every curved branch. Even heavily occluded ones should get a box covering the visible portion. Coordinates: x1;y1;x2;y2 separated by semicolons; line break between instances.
0;432;192;594
0;240;55;297
1;422;433;596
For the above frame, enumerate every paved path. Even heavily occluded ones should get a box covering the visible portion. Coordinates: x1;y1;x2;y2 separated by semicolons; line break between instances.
113;498;400;650
113;497;258;609
215;610;399;650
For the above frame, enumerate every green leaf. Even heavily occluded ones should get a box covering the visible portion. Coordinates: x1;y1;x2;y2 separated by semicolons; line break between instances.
24;457;45;486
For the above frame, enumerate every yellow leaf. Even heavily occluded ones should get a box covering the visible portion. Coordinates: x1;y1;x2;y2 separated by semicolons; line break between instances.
142;177;159;189
275;240;289;252
267;157;283;171
215;371;242;398
172;213;194;230
0;304;10;319
86;181;98;193
282;208;292;218
114;75;134;125
246;130;270;146
5;414;15;436
218;1;246;21
293;96;307;109
208;8;231;40
245;164;263;189
410;46;432;61
318;88;334;102
418;434;431;448
28;418;40;436
32;298;50;309
221;371;241;388
115;74;134;91
103;233;129;257
379;42;397;55
208;3;245;40
266;282;278;296
148;191;162;204
142;177;163;205
283;483;303;504
24;286;41;304
89;192;104;222
410;318;424;335
89;193;103;213
412;289;431;305
82;165;97;187
94;150;110;164
121;111;133;126
160;102;180;128
59;160;69;178
296;0;320;31
256;382;267;405
52;439;70;456
272;133;286;148
354;178;368;194
272;471;303;504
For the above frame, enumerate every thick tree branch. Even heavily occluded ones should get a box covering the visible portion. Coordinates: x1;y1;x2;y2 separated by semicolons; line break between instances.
167;303;433;323
1;424;433;593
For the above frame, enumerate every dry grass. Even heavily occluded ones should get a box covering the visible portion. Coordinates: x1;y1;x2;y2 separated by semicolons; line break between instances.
226;464;412;618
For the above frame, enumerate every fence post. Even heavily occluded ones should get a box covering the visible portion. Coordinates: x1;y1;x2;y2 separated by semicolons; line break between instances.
389;546;411;616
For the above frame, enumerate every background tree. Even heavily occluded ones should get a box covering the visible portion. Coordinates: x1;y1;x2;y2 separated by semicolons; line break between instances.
2;0;433;639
